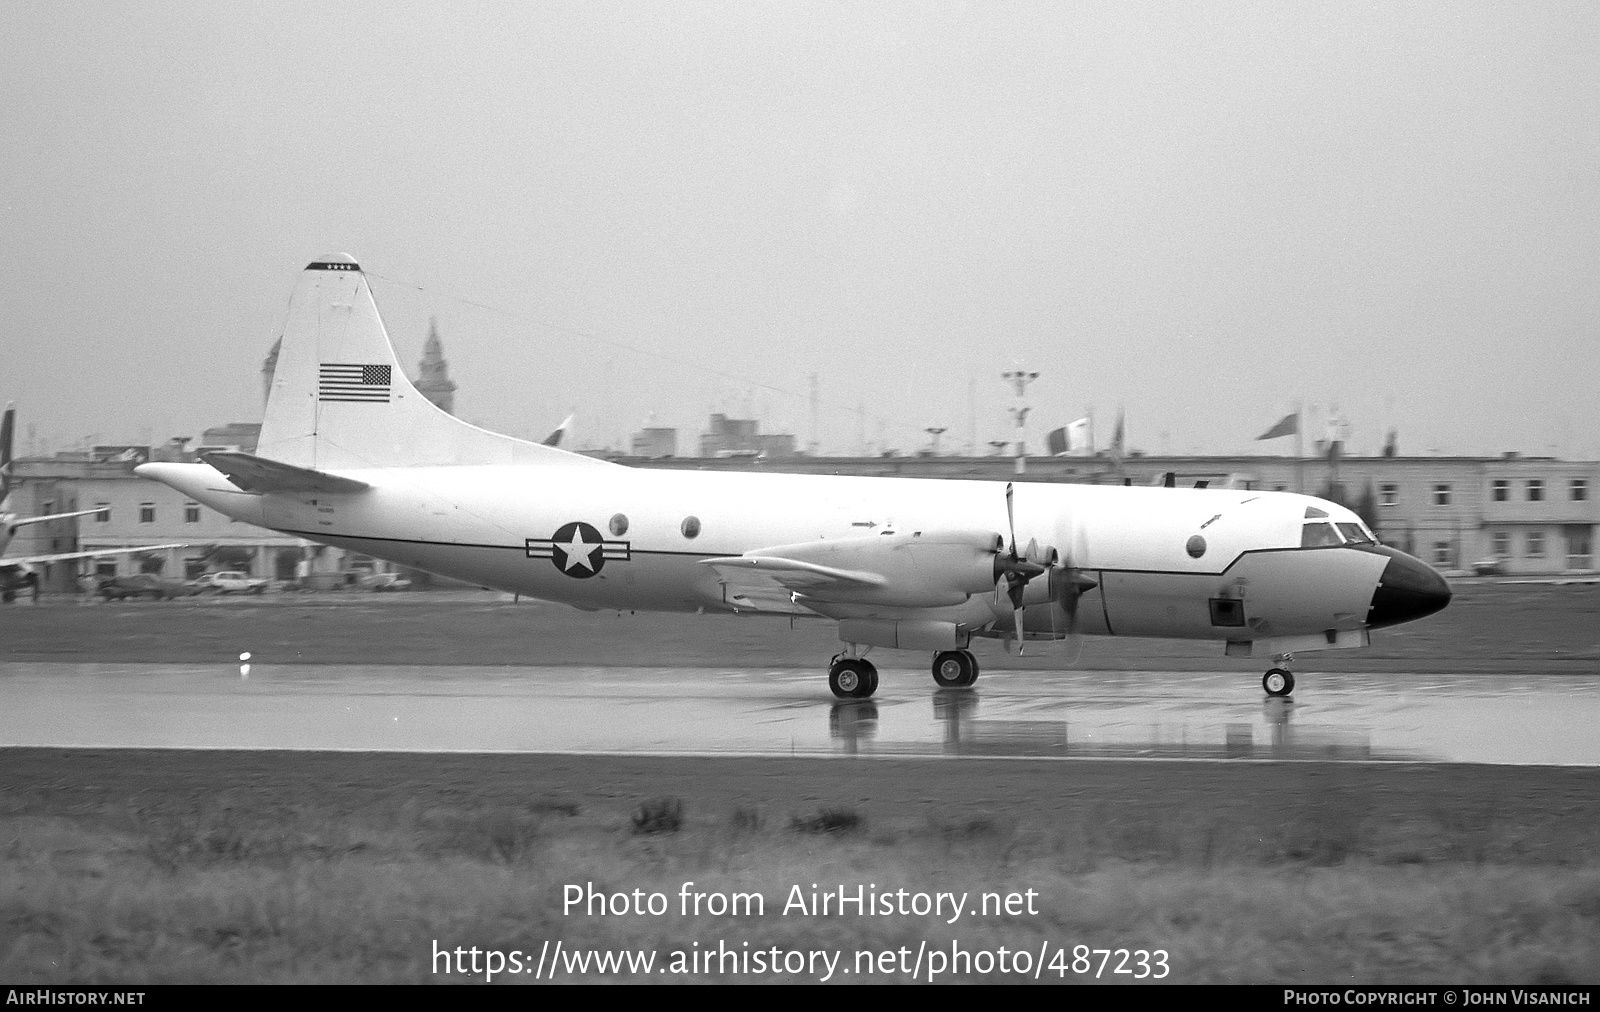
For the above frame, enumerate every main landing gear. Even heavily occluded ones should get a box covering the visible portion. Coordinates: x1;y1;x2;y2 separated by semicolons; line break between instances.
931;649;979;688
828;655;879;699
826;648;981;699
1262;653;1295;697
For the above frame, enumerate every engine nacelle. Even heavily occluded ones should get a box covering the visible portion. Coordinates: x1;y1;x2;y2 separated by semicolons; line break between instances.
838;619;970;651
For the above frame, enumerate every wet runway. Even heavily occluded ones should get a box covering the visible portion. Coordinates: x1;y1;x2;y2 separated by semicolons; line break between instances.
3;661;1598;765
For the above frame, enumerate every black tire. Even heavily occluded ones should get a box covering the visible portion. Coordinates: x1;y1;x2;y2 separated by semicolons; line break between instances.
1263;668;1294;696
829;659;877;700
959;649;980;686
932;650;973;688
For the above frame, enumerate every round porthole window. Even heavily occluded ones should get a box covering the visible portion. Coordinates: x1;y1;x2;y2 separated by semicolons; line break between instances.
1186;534;1207;558
681;516;701;539
609;513;629;537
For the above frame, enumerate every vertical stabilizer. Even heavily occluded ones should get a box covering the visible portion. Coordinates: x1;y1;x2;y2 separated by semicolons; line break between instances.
0;404;14;504
256;254;609;470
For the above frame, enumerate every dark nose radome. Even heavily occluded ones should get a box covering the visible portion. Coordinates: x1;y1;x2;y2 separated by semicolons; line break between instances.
1367;548;1453;629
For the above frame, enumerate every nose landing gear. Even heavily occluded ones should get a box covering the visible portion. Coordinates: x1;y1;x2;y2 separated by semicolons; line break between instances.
1262;654;1295;697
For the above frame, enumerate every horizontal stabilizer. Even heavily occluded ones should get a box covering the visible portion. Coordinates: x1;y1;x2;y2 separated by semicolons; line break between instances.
200;451;370;495
2;542;188;569
6;506;110;530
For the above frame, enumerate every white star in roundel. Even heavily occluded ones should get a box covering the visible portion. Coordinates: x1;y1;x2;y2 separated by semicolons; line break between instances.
556;528;601;572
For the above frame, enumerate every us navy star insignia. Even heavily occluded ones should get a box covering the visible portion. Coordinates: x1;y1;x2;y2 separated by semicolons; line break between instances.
526;521;631;579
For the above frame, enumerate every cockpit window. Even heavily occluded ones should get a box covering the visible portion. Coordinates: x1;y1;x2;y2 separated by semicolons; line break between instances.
1301;522;1342;548
1337;522;1375;545
1304;506;1329;519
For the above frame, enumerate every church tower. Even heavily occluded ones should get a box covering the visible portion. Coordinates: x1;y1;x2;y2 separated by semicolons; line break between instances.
414;317;458;416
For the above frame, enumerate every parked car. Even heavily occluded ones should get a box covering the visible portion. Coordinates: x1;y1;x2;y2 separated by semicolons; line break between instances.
360;572;412;591
200;571;269;594
96;574;195;601
1471;558;1508;576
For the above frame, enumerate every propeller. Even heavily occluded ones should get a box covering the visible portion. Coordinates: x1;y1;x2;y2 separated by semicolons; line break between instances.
0;404;13;506
1049;509;1097;665
993;482;1047;654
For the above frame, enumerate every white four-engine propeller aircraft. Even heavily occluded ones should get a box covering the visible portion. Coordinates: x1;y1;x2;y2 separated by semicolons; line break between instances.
137;254;1451;698
0;406;186;601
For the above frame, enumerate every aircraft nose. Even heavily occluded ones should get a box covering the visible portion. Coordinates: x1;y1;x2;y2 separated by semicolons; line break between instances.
1367;548;1452;629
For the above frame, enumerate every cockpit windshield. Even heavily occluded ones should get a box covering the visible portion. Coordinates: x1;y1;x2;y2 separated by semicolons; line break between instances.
1301;522;1342;548
1337;522;1376;545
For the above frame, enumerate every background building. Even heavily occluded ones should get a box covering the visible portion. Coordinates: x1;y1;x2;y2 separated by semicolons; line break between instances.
414;318;457;415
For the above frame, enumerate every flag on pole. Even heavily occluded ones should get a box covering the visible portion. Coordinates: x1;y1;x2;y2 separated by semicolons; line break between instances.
1045;427;1068;456
1256;412;1299;441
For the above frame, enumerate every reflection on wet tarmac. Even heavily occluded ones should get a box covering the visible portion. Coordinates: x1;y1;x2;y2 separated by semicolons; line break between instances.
826;685;1379;760
2;662;1598;766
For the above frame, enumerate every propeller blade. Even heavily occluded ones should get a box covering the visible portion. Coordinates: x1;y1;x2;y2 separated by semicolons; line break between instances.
1004;481;1017;558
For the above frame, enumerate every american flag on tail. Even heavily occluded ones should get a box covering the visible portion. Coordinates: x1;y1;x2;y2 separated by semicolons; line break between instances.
319;363;391;403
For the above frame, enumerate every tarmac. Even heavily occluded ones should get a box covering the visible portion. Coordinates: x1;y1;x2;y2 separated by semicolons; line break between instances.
5;660;1598;765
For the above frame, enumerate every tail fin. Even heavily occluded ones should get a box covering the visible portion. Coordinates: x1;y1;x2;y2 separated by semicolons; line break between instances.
257;254;610;470
542;413;574;447
1;403;14;503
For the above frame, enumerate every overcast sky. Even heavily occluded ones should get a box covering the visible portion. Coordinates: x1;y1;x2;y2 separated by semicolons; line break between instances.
4;2;1597;459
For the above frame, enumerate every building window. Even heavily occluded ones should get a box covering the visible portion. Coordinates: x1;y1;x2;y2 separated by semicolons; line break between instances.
185;503;201;524
139;503;155;523
41;500;54;515
1433;484;1452;506
1573;479;1589;502
94;502;109;523
1568;526;1594;570
1491;480;1509;502
1433;541;1453;567
1379;484;1398;507
1527;530;1545;557
1491;531;1511;558
1527;479;1544;502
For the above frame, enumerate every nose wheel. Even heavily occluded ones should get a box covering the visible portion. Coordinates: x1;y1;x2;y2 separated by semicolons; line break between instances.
1262;667;1295;697
931;649;979;688
829;657;879;699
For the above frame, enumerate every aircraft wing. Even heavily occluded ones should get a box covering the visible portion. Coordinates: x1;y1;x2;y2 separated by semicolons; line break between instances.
1;543;189;569
700;555;887;591
700;529;1002;611
200;451;370;494
6;507;110;530
697;559;826;616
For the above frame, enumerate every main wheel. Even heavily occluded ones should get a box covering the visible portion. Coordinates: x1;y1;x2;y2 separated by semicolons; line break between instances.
932;650;976;688
829;659;877;699
959;649;980;686
1263;667;1295;696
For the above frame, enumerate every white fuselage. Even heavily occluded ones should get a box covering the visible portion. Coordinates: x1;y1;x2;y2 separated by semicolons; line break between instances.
142;459;1389;650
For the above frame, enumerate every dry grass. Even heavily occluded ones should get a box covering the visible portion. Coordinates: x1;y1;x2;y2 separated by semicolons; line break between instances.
4;793;1599;984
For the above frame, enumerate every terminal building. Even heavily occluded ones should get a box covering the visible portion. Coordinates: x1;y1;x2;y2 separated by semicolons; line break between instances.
9;322;1595;590
613;449;1597;577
